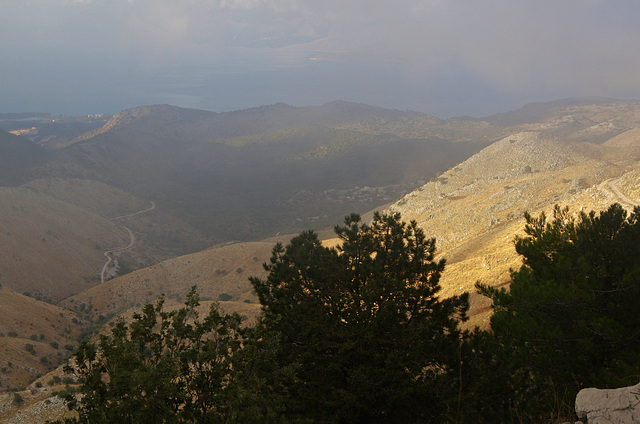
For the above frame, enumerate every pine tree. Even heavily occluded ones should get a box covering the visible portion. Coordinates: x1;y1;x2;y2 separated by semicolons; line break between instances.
250;212;469;423
478;203;640;416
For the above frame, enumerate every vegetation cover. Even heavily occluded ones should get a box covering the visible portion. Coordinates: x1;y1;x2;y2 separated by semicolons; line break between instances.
56;289;244;423
55;205;640;423
478;203;640;419
249;212;469;422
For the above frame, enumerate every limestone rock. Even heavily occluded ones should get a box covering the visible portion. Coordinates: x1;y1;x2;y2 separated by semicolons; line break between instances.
575;382;640;424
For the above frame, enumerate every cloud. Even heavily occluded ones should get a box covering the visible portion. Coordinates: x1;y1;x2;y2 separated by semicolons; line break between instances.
119;1;192;51
217;0;297;11
3;0;640;115
271;0;640;100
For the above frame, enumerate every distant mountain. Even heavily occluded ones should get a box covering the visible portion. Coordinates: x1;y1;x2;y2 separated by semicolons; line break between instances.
485;96;627;127
6;98;640;421
0;114;109;149
35;102;491;244
73;101;445;144
0;129;46;184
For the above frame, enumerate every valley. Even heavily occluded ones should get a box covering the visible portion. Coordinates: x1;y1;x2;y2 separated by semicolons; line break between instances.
100;201;155;283
2;97;640;421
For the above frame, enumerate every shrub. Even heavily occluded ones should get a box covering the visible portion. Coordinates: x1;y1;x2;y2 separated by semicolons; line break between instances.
217;293;233;301
12;393;24;405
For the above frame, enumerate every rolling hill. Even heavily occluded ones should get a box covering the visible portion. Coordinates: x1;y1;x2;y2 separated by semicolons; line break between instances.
0;101;491;392
390;100;640;327
0;184;129;302
55;98;640;328
0;130;47;185
4;98;640;422
0;102;491;303
0;285;87;391
39;102;491;243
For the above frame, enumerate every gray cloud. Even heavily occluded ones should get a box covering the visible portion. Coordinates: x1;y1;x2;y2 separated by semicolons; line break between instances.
2;0;640;116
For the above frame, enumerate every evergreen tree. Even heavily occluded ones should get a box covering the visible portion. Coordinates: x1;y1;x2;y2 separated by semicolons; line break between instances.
56;287;244;424
250;212;469;423
478;203;640;416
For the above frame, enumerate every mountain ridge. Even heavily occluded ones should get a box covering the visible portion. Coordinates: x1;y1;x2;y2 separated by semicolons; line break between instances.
5;97;640;421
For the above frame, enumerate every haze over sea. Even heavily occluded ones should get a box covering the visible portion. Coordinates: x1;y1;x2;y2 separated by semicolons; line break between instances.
3;1;640;117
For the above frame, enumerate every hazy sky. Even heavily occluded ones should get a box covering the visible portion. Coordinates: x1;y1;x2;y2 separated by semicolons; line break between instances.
2;0;640;117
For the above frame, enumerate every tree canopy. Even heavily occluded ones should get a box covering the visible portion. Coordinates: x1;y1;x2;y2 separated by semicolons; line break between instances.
54;205;640;423
250;212;469;423
57;287;244;424
478;203;640;415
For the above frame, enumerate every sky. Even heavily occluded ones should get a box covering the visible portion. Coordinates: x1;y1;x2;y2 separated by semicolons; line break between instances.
2;0;640;118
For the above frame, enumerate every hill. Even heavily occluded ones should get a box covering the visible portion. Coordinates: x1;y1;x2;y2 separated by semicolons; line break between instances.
63;99;640;329
5;98;640;422
0;101;491;312
0;130;47;185
390;99;640;327
0;285;86;391
0;185;129;302
0;103;499;306
60;239;276;323
0;114;109;149
36;102;490;243
22;178;211;265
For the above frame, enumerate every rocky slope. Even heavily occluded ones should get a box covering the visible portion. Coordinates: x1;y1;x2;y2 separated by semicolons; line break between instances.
390;101;640;327
4;98;640;422
0;286;86;391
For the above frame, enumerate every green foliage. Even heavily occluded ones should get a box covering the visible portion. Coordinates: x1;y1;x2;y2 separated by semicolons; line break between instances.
217;292;233;301
55;204;640;422
12;392;24;406
56;287;245;424
478;203;640;417
48;376;61;386
250;212;470;422
61;376;75;385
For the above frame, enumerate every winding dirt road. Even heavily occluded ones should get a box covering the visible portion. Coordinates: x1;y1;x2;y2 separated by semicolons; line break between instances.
606;178;638;207
110;201;155;221
100;201;155;284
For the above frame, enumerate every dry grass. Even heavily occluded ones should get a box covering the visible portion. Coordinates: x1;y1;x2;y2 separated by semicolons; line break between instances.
391;103;640;328
0;286;85;390
62;239;286;322
6;99;640;423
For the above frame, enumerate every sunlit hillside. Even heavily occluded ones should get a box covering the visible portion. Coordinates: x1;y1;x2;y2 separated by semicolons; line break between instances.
3;98;640;422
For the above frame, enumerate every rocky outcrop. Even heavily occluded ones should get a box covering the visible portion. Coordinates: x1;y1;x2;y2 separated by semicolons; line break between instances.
575;382;640;424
